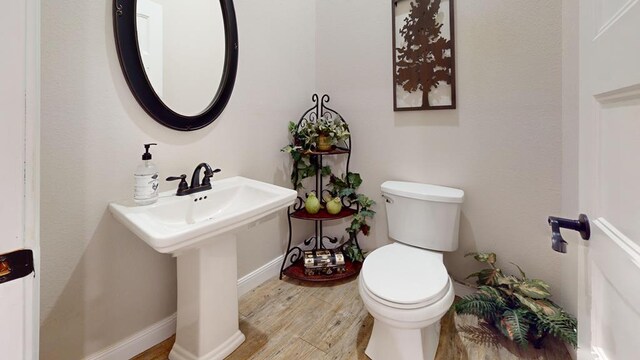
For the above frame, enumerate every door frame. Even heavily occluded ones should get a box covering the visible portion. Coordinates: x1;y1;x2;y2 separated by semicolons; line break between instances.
24;0;41;357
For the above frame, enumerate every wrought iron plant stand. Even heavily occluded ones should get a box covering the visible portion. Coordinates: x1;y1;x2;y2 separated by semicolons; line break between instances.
280;94;363;282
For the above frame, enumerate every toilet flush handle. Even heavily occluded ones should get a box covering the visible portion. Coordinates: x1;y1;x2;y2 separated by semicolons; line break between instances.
381;194;393;204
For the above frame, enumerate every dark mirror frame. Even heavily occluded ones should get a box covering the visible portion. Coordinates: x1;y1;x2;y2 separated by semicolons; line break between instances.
113;0;239;131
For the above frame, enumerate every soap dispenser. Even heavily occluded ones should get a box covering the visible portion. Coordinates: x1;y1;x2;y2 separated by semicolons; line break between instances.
134;143;159;205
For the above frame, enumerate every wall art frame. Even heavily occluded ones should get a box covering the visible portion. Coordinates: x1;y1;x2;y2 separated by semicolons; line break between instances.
392;0;456;111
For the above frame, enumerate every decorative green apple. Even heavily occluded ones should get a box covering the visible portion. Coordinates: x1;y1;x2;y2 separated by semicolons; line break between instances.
305;192;321;214
326;197;342;215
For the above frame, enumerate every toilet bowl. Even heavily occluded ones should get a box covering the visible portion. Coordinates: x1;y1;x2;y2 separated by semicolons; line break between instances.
358;181;464;360
359;243;455;360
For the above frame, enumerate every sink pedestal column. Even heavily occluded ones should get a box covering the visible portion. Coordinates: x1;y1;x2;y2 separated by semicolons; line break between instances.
169;233;245;360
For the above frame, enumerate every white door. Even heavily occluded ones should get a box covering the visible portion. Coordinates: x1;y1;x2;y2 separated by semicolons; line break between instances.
0;0;40;359
578;1;640;359
137;0;164;96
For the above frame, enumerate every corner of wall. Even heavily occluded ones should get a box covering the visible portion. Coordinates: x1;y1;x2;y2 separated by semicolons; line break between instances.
559;0;580;318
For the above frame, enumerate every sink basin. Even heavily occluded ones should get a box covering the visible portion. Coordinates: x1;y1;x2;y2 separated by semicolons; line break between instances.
109;176;296;360
109;176;297;254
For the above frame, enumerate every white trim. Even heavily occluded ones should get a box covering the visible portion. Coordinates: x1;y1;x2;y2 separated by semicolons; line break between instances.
590;346;609;360
25;0;40;358
83;314;176;360
593;83;640;104
84;255;283;359
452;279;475;297
594;0;639;40
169;330;245;360
237;255;284;297
595;218;640;262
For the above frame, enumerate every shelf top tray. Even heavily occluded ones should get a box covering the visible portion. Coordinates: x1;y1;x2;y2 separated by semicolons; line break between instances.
291;207;356;221
303;147;349;156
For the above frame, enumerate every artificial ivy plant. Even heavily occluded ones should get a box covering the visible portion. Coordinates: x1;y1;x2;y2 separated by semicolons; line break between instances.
281;119;375;262
454;252;577;349
281;117;349;189
327;172;375;237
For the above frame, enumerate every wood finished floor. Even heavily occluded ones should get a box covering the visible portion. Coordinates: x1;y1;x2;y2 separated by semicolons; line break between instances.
132;277;571;360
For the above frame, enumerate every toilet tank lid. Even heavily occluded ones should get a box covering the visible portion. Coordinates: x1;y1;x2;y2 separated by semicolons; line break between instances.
381;181;464;203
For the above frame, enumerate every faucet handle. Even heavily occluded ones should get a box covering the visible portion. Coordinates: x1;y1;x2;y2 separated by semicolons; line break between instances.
166;174;188;194
202;168;221;186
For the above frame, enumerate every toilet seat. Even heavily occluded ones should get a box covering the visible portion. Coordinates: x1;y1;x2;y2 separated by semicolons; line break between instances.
361;243;449;309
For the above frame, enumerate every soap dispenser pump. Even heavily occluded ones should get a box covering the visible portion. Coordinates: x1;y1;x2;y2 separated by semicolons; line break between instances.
134;143;159;205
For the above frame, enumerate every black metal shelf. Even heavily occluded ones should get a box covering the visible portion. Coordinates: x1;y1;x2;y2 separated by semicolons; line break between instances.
280;94;362;282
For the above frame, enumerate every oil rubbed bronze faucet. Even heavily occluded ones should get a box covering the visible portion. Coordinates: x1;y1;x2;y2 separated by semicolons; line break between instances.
167;163;221;196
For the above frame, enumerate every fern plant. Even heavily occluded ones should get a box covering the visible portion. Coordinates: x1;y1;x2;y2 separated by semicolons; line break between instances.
454;252;577;349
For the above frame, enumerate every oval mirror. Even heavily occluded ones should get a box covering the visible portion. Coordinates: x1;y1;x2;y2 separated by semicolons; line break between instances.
113;0;238;131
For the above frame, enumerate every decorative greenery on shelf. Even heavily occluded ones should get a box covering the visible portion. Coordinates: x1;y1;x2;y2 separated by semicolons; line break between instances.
301;113;350;148
282;121;328;189
281;118;376;262
327;172;376;237
280;115;349;189
344;243;365;262
454;252;577;349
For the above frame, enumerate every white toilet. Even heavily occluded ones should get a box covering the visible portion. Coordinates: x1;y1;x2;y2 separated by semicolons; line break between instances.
358;181;464;360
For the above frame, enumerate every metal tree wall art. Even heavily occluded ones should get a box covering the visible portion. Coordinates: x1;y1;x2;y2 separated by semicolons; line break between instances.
393;0;456;110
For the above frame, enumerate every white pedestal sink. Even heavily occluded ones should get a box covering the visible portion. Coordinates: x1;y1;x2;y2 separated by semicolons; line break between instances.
109;176;296;360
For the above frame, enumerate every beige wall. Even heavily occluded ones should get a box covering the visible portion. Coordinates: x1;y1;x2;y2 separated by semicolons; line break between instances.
315;0;569;309
40;0;315;357
559;0;580;328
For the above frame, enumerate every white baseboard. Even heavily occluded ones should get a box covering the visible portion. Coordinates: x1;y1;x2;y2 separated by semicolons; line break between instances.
452;279;475;297
83;313;176;360
237;255;284;297
84;255;283;360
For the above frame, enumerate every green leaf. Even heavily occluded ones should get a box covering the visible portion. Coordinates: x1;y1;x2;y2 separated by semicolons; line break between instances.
534;299;561;317
510;262;527;279
498;286;514;296
516;280;551;299
321;166;332;177
454;294;502;321
465;252;497;265
514;292;541;313
534;312;577;347
528;279;551;290
339;188;355;197
357;194;375;208
500;309;530;346
496;274;518;286
344;244;364;262
287;121;297;134
466;268;501;286
359;210;376;218
347;172;363;189
477;286;507;306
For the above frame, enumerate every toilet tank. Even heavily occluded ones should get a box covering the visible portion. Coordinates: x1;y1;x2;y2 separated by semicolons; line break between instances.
381;181;464;252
